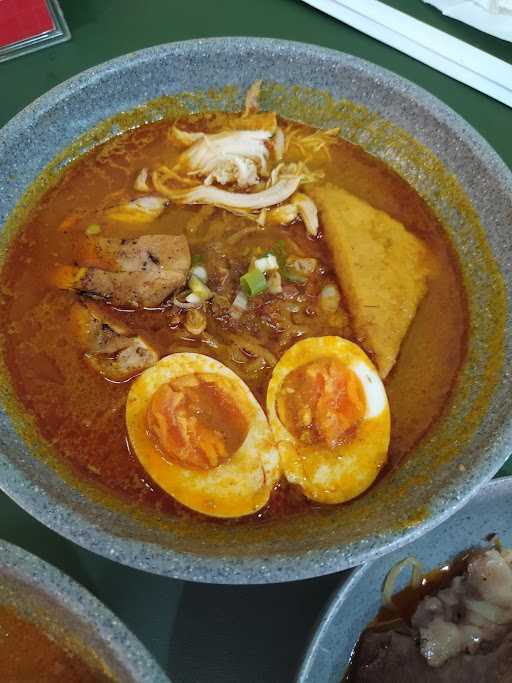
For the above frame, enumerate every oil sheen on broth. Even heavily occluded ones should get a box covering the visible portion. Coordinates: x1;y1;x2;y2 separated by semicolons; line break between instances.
0;604;109;682
0;107;467;522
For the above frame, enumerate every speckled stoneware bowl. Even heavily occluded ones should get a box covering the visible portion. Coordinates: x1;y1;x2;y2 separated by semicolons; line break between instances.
0;539;168;681
297;476;512;682
0;38;511;584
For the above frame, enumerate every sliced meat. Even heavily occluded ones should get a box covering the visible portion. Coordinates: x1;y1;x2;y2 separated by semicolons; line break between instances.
53;233;190;308
54;266;186;308
75;234;190;273
412;549;512;666
69;300;158;381
69;298;131;354
309;184;430;378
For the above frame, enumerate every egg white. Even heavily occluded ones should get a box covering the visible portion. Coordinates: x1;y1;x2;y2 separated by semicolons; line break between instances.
266;336;390;504
126;353;280;518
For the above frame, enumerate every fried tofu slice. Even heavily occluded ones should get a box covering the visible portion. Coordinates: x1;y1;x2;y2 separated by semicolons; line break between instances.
310;184;430;378
69;300;158;381
53;234;191;308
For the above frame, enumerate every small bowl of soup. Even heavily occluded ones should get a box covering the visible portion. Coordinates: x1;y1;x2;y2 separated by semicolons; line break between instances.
0;38;511;583
296;476;512;682
0;539;168;682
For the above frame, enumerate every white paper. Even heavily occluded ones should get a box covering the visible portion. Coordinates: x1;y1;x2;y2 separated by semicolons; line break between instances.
425;0;512;41
301;0;512;108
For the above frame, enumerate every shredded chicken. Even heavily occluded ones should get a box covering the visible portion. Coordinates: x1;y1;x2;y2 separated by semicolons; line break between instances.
105;196;168;223
134;168;150;192
292;192;319;236
154;175;302;211
267;203;299;225
272;127;285;162
53;234;191;308
170;125;205;146
243;79;262;116
170;112;277;147
204;157;259;188
175;129;272;188
69;300;158;380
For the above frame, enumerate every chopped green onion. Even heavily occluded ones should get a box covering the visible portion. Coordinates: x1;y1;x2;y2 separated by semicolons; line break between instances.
189;274;213;300
190;264;208;282
283;269;307;285
185;292;202;305
191;254;203;266
85;223;102;236
230;290;249;319
240;269;268;297
254;254;279;273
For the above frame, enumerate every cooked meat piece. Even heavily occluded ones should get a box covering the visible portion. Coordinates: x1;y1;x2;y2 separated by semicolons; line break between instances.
69;300;158;381
54;266;186;308
87;342;158;381
354;626;512;682
354;548;512;681
309;184;430;378
105;196;168;222
412;549;512;666
69;299;131;354
75;234;190;273
53;233;190;308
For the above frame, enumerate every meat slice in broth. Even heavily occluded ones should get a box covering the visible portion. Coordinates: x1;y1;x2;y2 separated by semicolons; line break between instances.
75;234;190;273
69;300;158;380
53;234;191;308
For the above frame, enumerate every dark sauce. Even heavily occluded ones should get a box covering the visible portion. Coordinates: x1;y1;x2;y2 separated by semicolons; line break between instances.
343;552;472;681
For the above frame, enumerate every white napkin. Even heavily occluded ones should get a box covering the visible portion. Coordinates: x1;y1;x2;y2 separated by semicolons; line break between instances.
301;0;512;107
424;0;512;41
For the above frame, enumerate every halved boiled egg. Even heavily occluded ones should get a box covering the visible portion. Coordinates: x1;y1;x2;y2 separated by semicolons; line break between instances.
126;353;280;518
266;337;390;504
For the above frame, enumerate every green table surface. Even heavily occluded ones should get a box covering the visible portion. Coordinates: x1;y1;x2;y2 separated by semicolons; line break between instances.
0;1;511;681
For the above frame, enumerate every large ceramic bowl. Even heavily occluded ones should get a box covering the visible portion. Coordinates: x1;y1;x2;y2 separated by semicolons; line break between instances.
0;539;168;681
0;38;511;584
296;476;512;682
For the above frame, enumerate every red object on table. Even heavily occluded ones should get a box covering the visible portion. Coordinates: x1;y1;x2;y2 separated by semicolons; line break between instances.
0;0;55;48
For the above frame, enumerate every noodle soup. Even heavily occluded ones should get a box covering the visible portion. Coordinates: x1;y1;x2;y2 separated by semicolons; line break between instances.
0;86;467;521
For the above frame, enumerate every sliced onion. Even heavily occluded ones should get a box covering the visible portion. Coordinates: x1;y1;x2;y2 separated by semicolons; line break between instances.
229;290;248;319
292;193;319;237
190;265;208;282
382;556;424;608
172;292;203;309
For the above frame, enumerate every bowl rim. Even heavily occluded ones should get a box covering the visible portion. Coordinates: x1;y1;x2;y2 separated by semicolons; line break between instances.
1;36;512;584
295;475;512;682
0;538;169;682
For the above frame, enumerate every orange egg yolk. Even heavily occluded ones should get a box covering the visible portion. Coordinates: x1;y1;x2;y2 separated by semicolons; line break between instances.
277;357;366;448
146;373;248;470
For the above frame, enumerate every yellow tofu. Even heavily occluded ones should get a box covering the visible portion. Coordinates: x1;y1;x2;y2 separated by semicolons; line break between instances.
310;184;430;378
